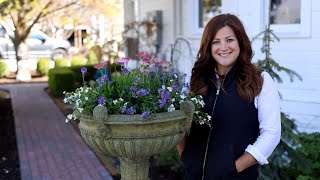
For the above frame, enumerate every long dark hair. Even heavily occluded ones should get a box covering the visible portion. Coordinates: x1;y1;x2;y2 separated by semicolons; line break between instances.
190;14;263;102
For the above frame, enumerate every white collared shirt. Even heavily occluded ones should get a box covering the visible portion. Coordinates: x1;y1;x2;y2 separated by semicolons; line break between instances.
245;72;281;165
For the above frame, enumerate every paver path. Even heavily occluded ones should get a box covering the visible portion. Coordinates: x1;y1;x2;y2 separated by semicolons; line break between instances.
1;83;113;180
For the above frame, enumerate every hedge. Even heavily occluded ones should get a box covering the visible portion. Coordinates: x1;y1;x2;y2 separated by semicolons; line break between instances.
48;67;75;96
36;58;51;76
0;61;9;78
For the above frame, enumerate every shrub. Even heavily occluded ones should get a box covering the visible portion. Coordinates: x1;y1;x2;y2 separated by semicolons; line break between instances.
71;56;87;67
283;132;320;179
54;58;69;68
0;61;9;78
86;50;99;65
70;65;96;85
48;67;75;96
36;58;51;76
153;149;184;173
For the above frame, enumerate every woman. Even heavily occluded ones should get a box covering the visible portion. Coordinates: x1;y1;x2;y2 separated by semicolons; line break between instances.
178;14;281;179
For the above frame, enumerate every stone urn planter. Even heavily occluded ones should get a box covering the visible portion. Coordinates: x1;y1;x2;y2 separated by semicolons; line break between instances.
78;101;194;180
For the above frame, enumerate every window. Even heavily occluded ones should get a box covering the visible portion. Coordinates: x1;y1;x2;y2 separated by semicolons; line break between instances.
265;0;311;37
190;0;222;35
199;0;222;28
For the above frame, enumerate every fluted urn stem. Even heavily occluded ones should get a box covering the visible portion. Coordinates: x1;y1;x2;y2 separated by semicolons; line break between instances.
119;157;150;180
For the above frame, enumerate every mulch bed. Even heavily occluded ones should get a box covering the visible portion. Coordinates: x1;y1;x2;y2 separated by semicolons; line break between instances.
0;97;21;180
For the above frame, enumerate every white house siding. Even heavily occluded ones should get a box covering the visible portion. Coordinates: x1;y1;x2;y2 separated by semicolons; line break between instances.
127;0;320;133
137;0;175;56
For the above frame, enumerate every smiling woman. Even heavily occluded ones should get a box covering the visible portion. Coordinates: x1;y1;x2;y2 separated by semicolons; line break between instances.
178;14;281;180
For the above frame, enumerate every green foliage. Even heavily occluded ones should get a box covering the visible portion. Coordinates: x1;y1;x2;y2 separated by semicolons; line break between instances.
0;61;9;78
285;132;320;179
36;58;51;76
109;63;121;73
252;29;302;83
71;56;87;67
86;49;99;65
101;39;122;63
54;58;69;68
90;45;102;61
48;67;75;97
69;65;96;85
153;149;184;173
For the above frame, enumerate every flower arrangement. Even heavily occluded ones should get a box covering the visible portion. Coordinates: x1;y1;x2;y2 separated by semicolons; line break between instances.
63;52;211;126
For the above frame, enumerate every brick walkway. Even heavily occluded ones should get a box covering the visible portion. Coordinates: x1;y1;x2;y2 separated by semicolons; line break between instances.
1;83;113;180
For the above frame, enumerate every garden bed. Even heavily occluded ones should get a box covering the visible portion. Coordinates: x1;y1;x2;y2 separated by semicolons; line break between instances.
0;96;21;180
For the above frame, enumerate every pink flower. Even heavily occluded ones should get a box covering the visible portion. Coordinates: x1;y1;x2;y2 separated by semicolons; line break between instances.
94;61;108;70
153;58;162;63
136;51;151;64
117;57;130;64
160;60;172;68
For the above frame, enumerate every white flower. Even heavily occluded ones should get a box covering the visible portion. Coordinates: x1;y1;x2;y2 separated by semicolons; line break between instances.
170;79;174;82
119;98;124;102
180;94;186;99
174;74;178;79
171;98;175;102
67;114;73;120
207;115;212;121
77;108;83;113
63;91;66;94
191;97;197;102
199;100;205;107
167;87;173;92
113;100;118;105
65;119;69;123
195;111;199;114
63;98;68;103
85;97;89;101
167;104;175;112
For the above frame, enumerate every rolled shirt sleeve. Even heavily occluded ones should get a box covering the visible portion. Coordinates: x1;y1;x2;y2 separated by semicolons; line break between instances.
245;72;281;165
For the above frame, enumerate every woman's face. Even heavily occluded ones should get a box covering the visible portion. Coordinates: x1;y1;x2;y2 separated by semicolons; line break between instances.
211;26;240;75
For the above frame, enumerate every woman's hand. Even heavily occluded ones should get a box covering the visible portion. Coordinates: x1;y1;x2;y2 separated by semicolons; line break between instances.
235;152;257;173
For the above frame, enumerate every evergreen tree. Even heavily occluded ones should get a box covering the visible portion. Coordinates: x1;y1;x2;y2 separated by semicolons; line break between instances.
252;1;311;179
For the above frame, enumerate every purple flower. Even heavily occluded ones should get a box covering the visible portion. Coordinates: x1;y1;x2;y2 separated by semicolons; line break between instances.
141;111;151;119
126;106;136;115
120;106;126;113
81;67;87;74
98;96;106;105
150;64;159;72
98;75;109;86
159;99;167;108
136;88;150;96
122;68;129;75
172;83;179;91
158;88;171;108
130;85;138;93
